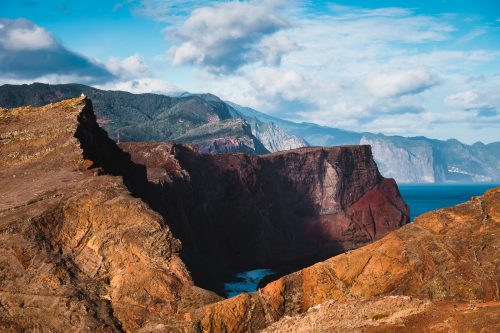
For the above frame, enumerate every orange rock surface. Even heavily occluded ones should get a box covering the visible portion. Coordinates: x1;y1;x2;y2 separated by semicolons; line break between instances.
190;187;499;332
0;98;220;332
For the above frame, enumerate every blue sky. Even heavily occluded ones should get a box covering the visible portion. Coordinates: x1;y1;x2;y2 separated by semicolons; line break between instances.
1;0;499;143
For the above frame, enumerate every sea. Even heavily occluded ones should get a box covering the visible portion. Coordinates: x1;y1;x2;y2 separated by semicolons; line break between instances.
223;183;500;297
399;183;499;221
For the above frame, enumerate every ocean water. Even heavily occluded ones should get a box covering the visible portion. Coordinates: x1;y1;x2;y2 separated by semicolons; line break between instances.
223;183;499;297
398;183;499;221
223;268;274;298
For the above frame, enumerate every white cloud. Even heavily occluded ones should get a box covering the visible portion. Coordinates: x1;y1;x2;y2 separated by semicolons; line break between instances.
0;18;114;83
107;54;149;78
167;0;289;73
445;90;486;110
366;68;440;98
177;2;500;143
132;0;171;21
249;67;311;101
0;18;54;50
256;33;298;66
445;89;499;119
171;42;204;66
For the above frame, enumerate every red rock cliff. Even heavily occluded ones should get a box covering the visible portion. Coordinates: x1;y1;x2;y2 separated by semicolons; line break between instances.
120;142;410;293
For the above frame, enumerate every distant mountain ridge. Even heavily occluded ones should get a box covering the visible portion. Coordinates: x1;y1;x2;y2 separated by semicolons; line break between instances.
1;82;498;183
229;102;500;183
0;83;271;155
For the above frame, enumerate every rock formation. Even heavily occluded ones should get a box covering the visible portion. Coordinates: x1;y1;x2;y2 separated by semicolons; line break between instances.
5;97;497;332
231;102;500;184
0;98;221;332
120;141;409;294
0;83;270;155
243;116;308;153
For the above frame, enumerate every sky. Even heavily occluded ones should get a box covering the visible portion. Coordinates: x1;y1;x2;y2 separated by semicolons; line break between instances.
1;0;500;144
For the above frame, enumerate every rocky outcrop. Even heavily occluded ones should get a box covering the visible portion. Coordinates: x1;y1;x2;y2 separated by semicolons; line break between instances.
246;117;308;152
261;297;500;332
180;119;270;155
0;97;410;332
360;134;445;183
190;186;500;332
0;98;221;332
120;142;409;294
3;83;498;183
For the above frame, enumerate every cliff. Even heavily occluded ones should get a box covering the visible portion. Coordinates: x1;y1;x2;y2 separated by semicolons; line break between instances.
360;134;500;183
231;102;500;183
120;142;409;294
0;98;221;332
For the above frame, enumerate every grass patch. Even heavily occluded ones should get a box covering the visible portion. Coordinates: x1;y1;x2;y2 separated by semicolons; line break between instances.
371;313;389;320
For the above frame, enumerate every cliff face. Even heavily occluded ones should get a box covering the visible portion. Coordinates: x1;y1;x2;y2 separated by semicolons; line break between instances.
360;135;445;183
120;142;409;293
0;97;409;332
192;186;500;332
0;98;221;332
181;119;270;155
244;116;308;152
360;134;500;183
3;83;498;184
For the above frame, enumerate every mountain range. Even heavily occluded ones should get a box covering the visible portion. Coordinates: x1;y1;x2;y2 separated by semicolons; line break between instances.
0;82;498;183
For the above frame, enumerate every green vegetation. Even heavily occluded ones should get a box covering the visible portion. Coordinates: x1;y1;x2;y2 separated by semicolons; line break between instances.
371;313;389;320
0;83;257;148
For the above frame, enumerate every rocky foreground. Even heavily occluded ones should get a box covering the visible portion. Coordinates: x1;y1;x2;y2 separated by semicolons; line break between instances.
0;98;498;332
200;186;500;332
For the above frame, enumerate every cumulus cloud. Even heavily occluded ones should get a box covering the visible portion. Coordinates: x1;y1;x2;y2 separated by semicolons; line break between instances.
445;90;486;110
256;33;298;66
182;1;500;143
0;18;54;50
366;69;440;98
107;54;149;78
249;67;311;101
167;0;289;74
445;90;499;118
0;18;114;83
